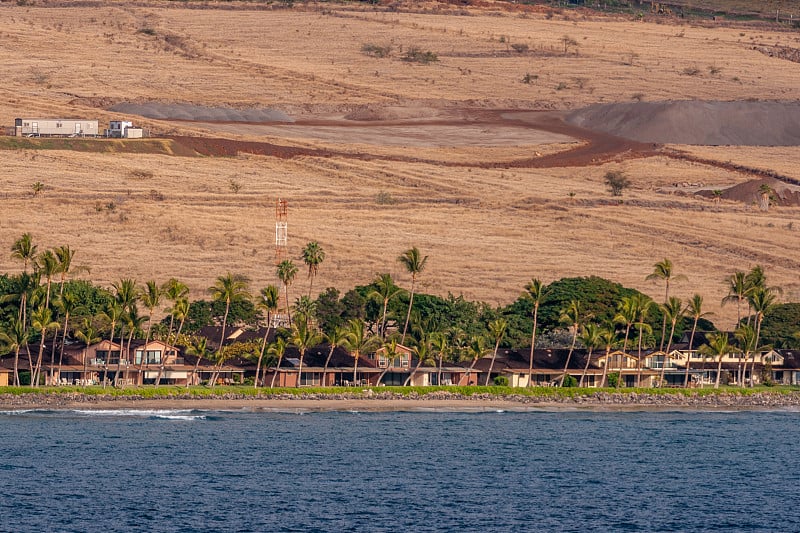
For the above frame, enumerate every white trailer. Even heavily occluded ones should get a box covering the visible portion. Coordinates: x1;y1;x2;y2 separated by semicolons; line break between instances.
15;118;99;137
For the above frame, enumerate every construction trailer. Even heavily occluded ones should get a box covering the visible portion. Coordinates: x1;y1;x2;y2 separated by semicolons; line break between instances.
14;118;99;137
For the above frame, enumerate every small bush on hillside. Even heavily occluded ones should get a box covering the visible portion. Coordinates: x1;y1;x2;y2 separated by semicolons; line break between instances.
403;48;438;64
604;170;631;196
137;27;157;36
682;66;701;76
375;191;397;205
522;73;538;84
511;43;529;53
361;43;392;58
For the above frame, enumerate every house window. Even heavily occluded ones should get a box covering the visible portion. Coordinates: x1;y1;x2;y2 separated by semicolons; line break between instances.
135;350;162;364
378;355;388;368
400;354;410;368
300;372;321;386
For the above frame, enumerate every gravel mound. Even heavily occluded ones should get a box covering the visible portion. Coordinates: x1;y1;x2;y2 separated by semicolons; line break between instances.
109;102;294;123
567;100;800;146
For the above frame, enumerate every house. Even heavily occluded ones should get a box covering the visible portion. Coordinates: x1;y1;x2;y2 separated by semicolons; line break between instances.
14;118;99;137
106;120;144;138
0;366;10;386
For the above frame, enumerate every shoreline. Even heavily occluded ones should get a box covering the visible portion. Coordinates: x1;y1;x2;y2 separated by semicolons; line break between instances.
2;391;800;412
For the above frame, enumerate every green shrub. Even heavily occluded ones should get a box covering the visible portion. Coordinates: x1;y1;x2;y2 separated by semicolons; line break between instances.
607;372;620;388
403;48;438;64
493;376;509;386
561;374;578;387
362;43;392;58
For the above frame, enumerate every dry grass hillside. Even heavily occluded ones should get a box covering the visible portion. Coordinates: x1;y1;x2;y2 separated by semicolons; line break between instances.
1;1;799;329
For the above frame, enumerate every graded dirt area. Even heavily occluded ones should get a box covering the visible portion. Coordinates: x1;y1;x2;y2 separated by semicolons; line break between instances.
2;1;800;329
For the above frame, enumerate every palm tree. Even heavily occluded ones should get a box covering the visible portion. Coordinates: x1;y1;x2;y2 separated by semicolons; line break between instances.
54;245;85;297
254;285;280;388
405;333;434;387
559;300;582;386
376;338;400;386
208;273;251;371
432;332;449;386
646;258;686;351
187;336;211;388
700;332;732;389
74;318;100;385
269;338;288;388
523;278;548;388
11;233;37;272
161;278;189;339
289;318;323;388
722;271;750;327
749;286;777;384
100;301;124;389
321;326;347;387
368;273;403;340
658;296;684;385
30;305;59;387
614;296;637;355
632;293;654;387
140;280;163;367
598;326;616;388
293;295;317;326
484;318;508;386
276;260;298;322
460;335;488;386
578;323;603;387
301;241;325;298
0;318;30;386
684;294;711;387
344;319;377;385
54;289;85;380
35;249;59;310
170;298;190;342
398;247;428;344
734;324;757;388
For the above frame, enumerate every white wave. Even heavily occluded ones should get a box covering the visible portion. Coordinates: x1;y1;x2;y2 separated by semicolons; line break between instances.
72;409;205;419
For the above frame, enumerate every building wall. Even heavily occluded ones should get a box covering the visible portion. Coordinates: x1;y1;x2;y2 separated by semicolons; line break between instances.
0;372;8;387
15;119;99;136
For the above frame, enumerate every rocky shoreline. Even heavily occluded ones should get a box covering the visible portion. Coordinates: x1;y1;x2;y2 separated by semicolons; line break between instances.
2;390;799;410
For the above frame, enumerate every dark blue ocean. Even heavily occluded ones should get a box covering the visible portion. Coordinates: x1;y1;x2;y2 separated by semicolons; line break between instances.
1;407;799;532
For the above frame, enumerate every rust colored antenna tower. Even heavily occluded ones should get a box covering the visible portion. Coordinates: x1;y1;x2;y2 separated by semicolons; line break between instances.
275;198;288;263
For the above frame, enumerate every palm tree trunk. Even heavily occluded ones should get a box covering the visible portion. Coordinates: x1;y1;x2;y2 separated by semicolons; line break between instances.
57;312;70;384
600;346;610;388
296;351;305;388
527;303;538;388
637;323;644;386
380;300;388;340
254;324;271;389
404;357;424;387
715;356;723;388
321;344;335;387
579;347;594;387
401;277;415;344
13;345;21;387
437;354;443;386
353;352;360;385
485;340;501;386
684;319;698;388
560;330;577;387
270;353;284;388
660;319;678;386
34;328;46;388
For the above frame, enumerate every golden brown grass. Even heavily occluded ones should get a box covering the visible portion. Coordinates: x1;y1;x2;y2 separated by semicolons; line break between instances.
1;2;799;331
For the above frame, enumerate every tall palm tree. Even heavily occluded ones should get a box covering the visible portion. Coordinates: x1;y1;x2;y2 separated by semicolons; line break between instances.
368;273;403;340
734;324;757;388
187;336;211;388
140;280;163;366
254;285;280;388
432;332;449;386
74;317;100;386
344;318;378;385
460;335;488;386
30;305;59;387
598;326;616;388
646;258;686;351
398;247;428;344
321;326;347;387
523;278;548;388
722;271;750;327
578;323;603;387
484;318;508;386
658;296;684;385
269;338;288;388
0;318;30;386
684;294;711;387
54;289;85;380
100;301;124;389
749;286;777;384
161;278;189;339
700;332;732;389
293;295;317;326
301;241;325;298
405;333;434;387
35;249;59;310
559;300;582;386
632;293;654;387
376;338;400;386
614;296;637;355
289;318;323;388
276;260;298;323
54;245;85;297
170;298;190;342
208;273;251;370
11;233;37;272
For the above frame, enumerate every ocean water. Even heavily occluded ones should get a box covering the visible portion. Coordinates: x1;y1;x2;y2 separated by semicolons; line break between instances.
1;407;799;533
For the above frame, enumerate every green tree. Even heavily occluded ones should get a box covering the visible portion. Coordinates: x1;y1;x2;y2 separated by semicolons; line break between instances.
398;247;428;344
140;280;163;370
100;301;125;388
276;260;298;322
0;317;30;386
405;332;434;387
633;293;654;386
749;286;778;383
35;249;59;310
659;296;684;384
321;325;347;387
484;318;508;386
74;317;100;385
345;318;378;385
523;278;548;387
604;170;631;196
461;335;488;386
646;258;686;350
301;241;325;298
54;289;85;379
187;336;211;387
722;271;750;326
598;325;617;388
614;295;637;354
11;233;37;273
30;305;58;386
161;278;189;340
735;324;757;388
684;294;711;387
269;338;288;389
